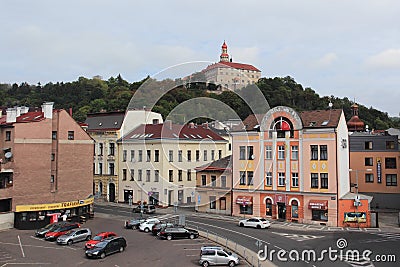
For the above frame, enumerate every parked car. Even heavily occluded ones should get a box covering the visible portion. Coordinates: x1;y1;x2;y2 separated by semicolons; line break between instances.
158;226;199;240
132;204;156;214
85;236;127;259
34;221;69;238
199;246;240;267
139;218;160;232
151;222;176;236
85;232;117;249
44;222;80;241
238;217;271;229
124;218;146;229
56;228;92;245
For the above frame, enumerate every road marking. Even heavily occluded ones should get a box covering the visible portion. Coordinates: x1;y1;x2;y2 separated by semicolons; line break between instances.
1;263;51;266
271;232;325;242
0;241;67;250
17;236;25;258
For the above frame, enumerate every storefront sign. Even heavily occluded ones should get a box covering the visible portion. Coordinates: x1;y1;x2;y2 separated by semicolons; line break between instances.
344;212;366;223
377;159;382;183
274;194;286;204
236;196;253;205
16;197;94;212
308;200;328;210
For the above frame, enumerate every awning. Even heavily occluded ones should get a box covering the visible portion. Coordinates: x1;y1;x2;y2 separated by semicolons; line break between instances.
236;196;253;205
308;200;328;210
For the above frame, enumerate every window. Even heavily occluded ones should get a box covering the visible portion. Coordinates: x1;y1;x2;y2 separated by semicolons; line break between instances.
122;150;127;162
52;131;57;140
146;150;151;162
278;145;285;160
386;141;395;149
154;170;159;182
291;200;299;218
292;173;299;187
209;196;216;209
187;150;191;162
239;171;246;185
291;145;298;160
221;176;227;188
99;143;103;156
266;199;272;216
247;171;254;185
211;150;215;160
247;146;254;160
320;173;328;189
365;141;373;150
155;150;159;162
320;145;327;160
211;176;217;187
203;150;207;161
266;146;272;159
169;170;173;182
365;173;373;183
365;157;373;166
385;158;396;169
201;175;206;186
138;170;142;181
130;150;135;161
228;143;232;151
146;170;151;182
122;169;127;181
220;197;226;210
239;146;246;160
311;145;318;160
130;169;134;181
311;173;319;188
187;170;191;181
218;150;222;159
5;131;11;141
386;174;397;186
109;143;115;156
278;172;285;186
68;131;74;140
168;150;173;162
265;172;272;186
109;163;115;175
196;150;200;162
138;150;143;162
312;210;328;221
178;170;183;181
50;175;54;183
178;150;182;162
51;153;55;161
99;163;103;175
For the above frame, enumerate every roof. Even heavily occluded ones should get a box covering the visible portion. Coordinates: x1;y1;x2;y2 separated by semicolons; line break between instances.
195;155;232;172
242;114;264;131
0;111;46;125
300;109;342;128
204;61;260;72
120;122;226;142
84;111;125;131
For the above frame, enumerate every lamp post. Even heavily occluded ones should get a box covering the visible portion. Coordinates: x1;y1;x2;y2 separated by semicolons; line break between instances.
140;182;145;217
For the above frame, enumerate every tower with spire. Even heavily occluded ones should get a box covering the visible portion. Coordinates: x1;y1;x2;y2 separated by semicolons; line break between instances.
347;102;365;132
220;41;230;62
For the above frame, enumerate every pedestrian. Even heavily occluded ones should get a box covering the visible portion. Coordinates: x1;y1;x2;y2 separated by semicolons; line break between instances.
61;213;68;221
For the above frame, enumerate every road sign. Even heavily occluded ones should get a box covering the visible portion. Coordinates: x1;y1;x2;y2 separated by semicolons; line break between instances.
198;195;201;204
255;240;262;248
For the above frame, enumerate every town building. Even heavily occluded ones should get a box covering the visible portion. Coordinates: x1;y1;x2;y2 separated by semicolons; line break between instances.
117;121;227;206
231;106;372;227
0;103;94;230
85;109;162;202
195;155;232;215
203;41;261;90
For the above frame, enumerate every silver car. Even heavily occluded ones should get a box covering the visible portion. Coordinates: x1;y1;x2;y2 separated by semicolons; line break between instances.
199;246;239;267
57;228;92;245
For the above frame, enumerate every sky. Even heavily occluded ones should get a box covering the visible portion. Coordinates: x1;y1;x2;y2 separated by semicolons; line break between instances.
1;0;399;116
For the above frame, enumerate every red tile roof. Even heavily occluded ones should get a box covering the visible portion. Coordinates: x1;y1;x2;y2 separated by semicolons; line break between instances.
204;61;260;72
16;111;45;123
120;122;226;141
195;155;232;172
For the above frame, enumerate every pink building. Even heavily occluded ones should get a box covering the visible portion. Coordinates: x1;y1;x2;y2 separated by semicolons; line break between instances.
0;103;94;229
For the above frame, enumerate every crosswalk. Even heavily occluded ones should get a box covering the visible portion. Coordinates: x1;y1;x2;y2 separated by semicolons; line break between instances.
271;231;325;242
340;255;375;267
364;232;400;243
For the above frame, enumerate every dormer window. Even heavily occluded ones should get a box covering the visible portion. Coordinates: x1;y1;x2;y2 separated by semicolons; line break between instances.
269;117;294;138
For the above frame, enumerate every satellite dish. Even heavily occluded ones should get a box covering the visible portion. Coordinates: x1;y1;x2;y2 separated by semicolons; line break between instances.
4;152;13;159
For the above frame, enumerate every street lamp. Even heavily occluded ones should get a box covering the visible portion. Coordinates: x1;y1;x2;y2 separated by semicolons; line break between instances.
140;182;145;217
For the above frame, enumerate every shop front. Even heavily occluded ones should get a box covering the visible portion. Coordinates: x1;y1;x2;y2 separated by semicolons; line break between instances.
236;196;253;215
308;199;329;224
14;197;94;230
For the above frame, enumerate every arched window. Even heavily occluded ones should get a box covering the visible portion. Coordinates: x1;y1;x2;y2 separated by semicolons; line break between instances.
269;117;294;138
291;200;299;218
266;198;272;216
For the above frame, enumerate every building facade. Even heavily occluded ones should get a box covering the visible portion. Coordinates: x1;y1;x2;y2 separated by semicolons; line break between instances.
117;121;227;207
0;103;94;230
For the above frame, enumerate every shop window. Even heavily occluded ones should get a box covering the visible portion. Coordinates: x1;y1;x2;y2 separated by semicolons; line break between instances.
311;145;318;160
209;196;216;209
365;157;373;166
240;205;253;215
312;210;328;221
311;173;319;188
385;158;396;169
291;200;299;218
265;199;272;216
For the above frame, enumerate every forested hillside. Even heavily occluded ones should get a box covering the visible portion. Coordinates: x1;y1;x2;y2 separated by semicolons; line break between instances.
0;75;398;130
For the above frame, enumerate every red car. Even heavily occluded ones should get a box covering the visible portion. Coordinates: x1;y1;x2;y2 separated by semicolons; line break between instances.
44;222;80;241
84;232;117;249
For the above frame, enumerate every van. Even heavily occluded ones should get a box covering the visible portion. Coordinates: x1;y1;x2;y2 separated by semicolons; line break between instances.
199;246;239;267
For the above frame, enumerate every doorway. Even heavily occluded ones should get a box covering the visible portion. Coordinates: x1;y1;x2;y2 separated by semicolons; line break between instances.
168;190;173;206
277;202;286;220
124;190;133;203
108;183;115;202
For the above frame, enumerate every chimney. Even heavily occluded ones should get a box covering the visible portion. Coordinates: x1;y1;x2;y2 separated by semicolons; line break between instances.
164;120;172;130
20;106;29;114
189;122;195;128
41;102;54;119
6;107;17;123
69;107;73;116
16;106;21;117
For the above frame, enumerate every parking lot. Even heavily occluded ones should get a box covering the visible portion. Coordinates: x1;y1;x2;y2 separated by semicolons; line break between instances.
0;215;248;267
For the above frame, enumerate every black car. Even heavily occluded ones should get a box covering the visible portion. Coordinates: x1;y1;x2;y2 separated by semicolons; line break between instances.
151;222;176;236
85;236;127;259
34;221;69;238
124;218;146;229
158;227;199;240
132;204;156;214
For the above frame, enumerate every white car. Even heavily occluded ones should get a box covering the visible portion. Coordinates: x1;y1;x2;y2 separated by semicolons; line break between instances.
238;217;271;229
139;218;160;232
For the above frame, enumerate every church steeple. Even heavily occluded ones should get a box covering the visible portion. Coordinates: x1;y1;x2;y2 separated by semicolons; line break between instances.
347;102;365;132
220;41;229;62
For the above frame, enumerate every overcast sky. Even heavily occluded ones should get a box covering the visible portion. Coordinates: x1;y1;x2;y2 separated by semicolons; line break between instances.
1;0;399;116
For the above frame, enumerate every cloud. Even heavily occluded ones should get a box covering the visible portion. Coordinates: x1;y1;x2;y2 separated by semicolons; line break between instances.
365;49;400;69
311;53;338;68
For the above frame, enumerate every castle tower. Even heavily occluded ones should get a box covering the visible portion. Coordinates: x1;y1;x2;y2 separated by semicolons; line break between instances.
347;103;365;132
219;41;229;62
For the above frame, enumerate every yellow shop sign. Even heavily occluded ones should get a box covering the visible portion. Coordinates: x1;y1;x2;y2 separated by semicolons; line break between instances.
15;197;94;212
